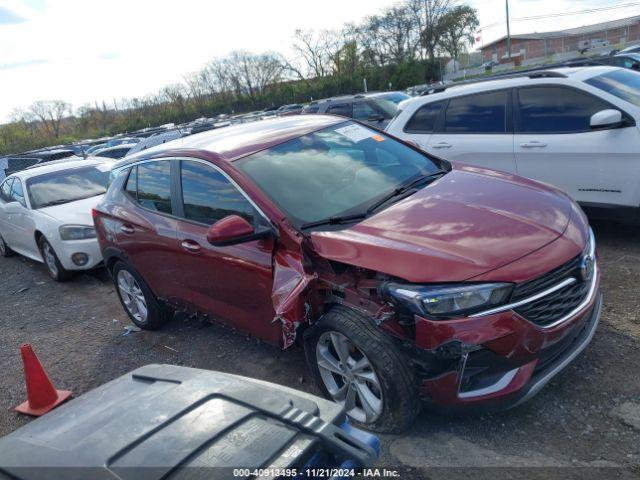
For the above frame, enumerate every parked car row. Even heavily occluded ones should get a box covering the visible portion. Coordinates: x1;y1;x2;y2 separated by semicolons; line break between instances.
6;63;637;433
302;92;410;129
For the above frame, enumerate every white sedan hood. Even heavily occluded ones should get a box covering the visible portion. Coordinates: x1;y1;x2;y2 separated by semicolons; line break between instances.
38;195;103;226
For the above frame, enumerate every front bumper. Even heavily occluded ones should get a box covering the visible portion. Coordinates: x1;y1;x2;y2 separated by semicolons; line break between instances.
51;237;103;271
414;270;601;411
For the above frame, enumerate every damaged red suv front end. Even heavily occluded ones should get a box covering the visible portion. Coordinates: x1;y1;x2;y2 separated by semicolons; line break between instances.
308;165;601;414
95;116;601;432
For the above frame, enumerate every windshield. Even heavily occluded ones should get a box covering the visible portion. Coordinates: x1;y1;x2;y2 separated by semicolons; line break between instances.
585;69;640;107
235;122;443;229
27;165;110;209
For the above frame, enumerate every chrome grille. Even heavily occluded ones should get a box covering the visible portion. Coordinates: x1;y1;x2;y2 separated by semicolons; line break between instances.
511;255;582;302
514;278;590;327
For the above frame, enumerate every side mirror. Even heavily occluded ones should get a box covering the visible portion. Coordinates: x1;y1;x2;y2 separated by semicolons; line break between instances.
590;109;623;130
206;215;271;247
4;201;24;214
367;113;385;122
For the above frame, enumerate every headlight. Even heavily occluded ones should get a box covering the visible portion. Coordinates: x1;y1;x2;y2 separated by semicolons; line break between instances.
59;225;96;241
381;282;514;319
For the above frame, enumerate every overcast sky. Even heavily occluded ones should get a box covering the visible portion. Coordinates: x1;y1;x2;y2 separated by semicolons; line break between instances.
1;0;639;122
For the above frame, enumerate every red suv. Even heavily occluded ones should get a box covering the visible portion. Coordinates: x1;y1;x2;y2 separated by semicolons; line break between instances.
94;116;601;432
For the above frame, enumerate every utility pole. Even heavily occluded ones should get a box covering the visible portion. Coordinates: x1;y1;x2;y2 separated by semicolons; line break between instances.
506;0;512;61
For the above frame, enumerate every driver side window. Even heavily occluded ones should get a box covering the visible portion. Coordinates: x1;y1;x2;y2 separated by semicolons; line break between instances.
179;160;256;226
10;179;26;207
0;178;13;203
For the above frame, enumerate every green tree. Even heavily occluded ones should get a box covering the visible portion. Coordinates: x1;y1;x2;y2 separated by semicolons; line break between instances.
440;5;479;70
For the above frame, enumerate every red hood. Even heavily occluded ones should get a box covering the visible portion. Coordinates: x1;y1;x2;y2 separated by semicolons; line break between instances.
311;165;577;283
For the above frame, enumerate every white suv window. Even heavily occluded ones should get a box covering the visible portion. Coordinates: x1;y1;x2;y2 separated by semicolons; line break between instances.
443;90;509;133
403;101;445;134
585;69;640;107
516;86;613;134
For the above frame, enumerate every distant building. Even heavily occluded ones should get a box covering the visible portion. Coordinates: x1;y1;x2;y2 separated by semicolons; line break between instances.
480;15;640;63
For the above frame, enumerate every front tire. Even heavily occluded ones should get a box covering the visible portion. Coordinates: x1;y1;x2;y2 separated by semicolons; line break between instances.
112;261;172;330
38;237;72;281
304;306;420;433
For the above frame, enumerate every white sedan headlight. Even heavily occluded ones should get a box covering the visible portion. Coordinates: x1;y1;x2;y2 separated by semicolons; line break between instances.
59;225;96;241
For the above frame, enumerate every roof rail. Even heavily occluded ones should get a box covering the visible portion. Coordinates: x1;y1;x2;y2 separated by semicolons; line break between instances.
421;59;605;96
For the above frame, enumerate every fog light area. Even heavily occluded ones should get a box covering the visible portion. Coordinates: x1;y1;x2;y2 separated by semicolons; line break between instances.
71;253;89;266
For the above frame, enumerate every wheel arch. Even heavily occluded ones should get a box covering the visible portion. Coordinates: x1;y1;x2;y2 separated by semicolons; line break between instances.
102;246;128;276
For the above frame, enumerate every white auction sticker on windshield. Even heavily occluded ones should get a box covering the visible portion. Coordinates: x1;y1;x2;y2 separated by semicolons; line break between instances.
335;124;374;143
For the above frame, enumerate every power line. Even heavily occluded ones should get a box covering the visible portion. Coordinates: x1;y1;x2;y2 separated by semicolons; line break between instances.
479;1;640;31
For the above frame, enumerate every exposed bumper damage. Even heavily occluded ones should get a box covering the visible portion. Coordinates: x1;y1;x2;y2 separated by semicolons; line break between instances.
412;277;602;411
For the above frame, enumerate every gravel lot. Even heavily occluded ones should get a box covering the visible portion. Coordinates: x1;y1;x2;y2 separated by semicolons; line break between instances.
0;219;639;478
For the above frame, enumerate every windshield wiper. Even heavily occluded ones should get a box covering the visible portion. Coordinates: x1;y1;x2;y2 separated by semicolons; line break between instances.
39;198;72;208
299;171;446;230
300;212;368;230
366;171;446;215
38;192;105;209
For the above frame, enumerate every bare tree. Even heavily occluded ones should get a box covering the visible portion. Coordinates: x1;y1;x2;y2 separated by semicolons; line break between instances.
16;100;71;139
220;51;286;104
289;29;338;79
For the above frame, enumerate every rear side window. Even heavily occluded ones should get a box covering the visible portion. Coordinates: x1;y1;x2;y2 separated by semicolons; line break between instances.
404;101;445;133
517;86;612;133
327;103;353;118
444;90;508;133
180;161;255;225
303;104;320;114
0;178;13;202
125;166;137;197
135;161;172;214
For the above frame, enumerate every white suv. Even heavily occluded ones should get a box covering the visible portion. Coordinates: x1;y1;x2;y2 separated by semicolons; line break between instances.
386;66;640;221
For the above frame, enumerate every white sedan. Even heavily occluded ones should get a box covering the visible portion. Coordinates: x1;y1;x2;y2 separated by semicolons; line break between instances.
0;158;112;281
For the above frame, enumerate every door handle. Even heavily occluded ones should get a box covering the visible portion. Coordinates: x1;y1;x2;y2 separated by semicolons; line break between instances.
520;141;547;148
120;224;135;234
181;239;202;253
430;142;452;149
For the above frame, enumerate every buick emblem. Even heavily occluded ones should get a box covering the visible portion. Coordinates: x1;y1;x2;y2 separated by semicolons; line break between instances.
579;254;594;282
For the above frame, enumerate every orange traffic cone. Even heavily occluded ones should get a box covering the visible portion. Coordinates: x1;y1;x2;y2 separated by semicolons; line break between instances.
14;344;72;416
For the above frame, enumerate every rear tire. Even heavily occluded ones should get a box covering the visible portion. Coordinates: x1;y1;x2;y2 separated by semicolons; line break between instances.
38;237;72;282
0;232;14;257
304;305;420;433
112;261;173;330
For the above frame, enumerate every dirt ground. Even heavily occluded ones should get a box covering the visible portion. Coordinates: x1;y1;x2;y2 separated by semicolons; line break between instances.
0;219;639;479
